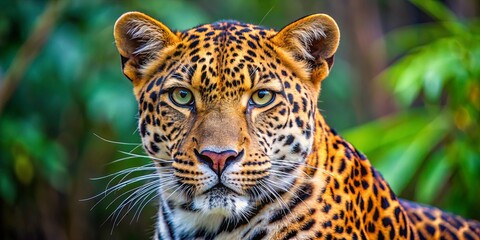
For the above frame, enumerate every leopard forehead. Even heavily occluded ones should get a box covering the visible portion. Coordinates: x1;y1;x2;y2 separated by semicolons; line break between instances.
143;21;292;104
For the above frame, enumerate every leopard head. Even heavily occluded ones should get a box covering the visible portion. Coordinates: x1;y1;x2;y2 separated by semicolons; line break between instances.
114;12;339;224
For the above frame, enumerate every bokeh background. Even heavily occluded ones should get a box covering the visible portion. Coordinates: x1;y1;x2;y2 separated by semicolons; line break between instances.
1;0;479;239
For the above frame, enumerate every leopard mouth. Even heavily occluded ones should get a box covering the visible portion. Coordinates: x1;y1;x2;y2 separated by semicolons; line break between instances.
204;183;241;196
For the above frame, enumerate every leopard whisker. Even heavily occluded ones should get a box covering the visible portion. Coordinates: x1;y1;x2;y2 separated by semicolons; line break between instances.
111;180;159;225
106;178;159;211
85;171;165;209
264;177;293;195
133;190;160;222
262;181;299;225
121;182;159;224
104;154;146;166
89;165;156;181
268;179;314;226
107;180;159;233
118;150;172;163
254;181;275;203
272;158;340;178
163;182;187;201
258;179;292;219
92;176;159;212
269;170;328;214
180;59;196;79
107;165;159;191
93;133;141;146
237;205;253;225
268;169;312;181
264;176;315;223
260;179;290;208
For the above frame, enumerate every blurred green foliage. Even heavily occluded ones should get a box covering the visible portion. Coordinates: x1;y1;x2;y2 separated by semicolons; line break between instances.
0;0;478;239
344;0;480;217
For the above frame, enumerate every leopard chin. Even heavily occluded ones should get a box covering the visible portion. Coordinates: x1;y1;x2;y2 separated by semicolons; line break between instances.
192;185;251;218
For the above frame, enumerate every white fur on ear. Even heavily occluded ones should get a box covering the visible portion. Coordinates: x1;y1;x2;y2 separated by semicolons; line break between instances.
124;19;167;57
288;22;327;61
271;14;340;84
114;12;179;82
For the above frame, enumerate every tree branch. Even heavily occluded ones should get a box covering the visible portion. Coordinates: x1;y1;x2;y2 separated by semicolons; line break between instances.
0;0;67;114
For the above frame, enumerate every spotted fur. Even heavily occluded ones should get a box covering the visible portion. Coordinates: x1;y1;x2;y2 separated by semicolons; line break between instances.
113;12;480;240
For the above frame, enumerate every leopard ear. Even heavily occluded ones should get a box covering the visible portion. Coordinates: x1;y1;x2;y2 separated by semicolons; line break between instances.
271;14;339;84
114;11;179;83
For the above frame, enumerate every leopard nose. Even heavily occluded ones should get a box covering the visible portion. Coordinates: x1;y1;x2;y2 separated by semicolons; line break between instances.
195;149;244;175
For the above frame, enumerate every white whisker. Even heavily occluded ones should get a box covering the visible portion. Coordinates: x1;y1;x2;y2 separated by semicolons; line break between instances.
93;133;141;146
119;150;171;163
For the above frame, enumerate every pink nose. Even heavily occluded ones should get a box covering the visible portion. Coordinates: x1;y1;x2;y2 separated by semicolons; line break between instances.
196;149;242;175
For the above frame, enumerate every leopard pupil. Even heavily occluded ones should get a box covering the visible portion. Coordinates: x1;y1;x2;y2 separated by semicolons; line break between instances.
258;91;267;99
179;90;188;98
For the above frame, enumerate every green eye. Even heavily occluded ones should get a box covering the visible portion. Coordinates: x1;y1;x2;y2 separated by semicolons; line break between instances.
250;90;275;107
170;88;194;106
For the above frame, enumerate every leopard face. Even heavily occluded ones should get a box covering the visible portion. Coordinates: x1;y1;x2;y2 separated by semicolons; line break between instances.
114;12;339;227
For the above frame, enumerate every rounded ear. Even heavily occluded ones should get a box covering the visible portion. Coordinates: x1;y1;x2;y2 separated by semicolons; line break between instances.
271;14;340;84
114;11;179;83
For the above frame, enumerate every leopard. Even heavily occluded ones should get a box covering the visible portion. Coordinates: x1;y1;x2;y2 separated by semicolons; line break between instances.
113;11;480;240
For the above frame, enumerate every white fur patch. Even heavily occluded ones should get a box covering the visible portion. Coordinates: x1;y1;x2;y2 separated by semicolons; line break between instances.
170;190;251;235
289;22;326;60
126;19;166;56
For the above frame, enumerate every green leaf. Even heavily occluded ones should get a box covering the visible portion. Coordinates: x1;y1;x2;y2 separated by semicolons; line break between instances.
345;111;451;193
409;0;464;34
382;23;451;59
385;53;425;106
454;142;480;201
415;150;450;203
343;110;433;155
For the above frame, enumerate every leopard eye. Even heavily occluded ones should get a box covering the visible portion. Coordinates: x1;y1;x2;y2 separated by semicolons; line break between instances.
250;90;275;107
170;87;194;106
